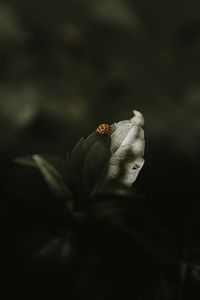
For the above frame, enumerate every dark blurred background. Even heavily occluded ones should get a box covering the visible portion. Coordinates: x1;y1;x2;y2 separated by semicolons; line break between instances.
1;0;200;296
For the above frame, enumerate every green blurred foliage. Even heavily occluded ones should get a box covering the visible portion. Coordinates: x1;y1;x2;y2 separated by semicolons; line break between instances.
0;0;200;157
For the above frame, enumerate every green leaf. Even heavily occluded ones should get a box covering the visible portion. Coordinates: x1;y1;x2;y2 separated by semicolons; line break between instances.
82;139;111;191
16;154;74;212
15;156;36;167
70;132;111;194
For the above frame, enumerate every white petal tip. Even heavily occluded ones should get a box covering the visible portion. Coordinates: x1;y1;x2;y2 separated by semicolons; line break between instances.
130;110;144;126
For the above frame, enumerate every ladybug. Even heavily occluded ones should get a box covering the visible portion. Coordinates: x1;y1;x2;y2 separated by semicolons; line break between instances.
96;123;111;135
